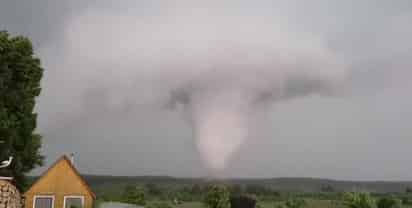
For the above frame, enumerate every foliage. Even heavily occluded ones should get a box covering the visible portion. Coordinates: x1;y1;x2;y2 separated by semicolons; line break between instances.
376;197;400;208
284;198;306;208
204;185;231;208
255;204;263;208
406;187;412;194
168;185;203;202
401;197;412;205
76;175;412;208
343;192;375;208
241;184;281;201
146;183;164;197
122;185;146;206
245;185;274;196
0;31;44;190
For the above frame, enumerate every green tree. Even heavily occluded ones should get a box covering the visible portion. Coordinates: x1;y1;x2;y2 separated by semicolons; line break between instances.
284;198;306;208
145;183;163;196
376;197;399;208
0;31;44;190
401;197;412;205
343;192;375;208
204;185;231;208
122;185;146;206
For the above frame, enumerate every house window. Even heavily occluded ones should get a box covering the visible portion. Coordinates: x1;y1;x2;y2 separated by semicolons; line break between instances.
33;196;54;208
63;196;84;208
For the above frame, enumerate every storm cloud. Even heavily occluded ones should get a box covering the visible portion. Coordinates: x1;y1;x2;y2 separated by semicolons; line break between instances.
1;0;412;179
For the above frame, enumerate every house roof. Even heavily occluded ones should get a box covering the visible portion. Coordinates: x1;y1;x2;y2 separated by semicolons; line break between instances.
24;155;96;199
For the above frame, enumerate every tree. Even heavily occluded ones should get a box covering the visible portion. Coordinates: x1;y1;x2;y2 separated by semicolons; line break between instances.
0;31;44;190
122;185;146;206
284;198;306;208
406;187;412;193
204;185;231;208
343;192;375;208
145;183;163;196
376;197;399;208
401;197;412;205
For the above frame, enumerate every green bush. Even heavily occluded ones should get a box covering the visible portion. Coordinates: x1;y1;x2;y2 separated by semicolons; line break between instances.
284;198;306;208
122;185;146;206
343;192;375;208
401;197;412;205
376;197;400;208
204;185;231;208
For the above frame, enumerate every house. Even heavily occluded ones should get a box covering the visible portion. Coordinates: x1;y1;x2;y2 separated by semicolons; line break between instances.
24;155;96;208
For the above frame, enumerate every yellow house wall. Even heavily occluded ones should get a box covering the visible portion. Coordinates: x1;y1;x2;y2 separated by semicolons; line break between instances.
24;159;94;208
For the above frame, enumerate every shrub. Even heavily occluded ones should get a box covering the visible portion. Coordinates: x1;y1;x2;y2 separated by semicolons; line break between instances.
401;197;412;205
376;197;399;208
122;185;146;206
284;198;305;208
204;185;231;208
343;192;375;208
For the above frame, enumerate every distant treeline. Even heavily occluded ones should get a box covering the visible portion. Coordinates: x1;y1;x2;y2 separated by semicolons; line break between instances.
79;176;412;193
26;175;412;201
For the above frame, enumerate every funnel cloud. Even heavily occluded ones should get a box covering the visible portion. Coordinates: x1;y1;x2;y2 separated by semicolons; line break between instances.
58;6;346;171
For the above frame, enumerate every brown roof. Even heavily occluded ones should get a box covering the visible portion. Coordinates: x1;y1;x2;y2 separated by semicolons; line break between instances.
24;155;96;199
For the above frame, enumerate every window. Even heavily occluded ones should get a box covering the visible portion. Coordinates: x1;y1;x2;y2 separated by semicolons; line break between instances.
33;196;54;208
63;196;84;208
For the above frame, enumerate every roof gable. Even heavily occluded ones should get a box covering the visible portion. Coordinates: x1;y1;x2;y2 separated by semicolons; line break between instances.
25;155;96;199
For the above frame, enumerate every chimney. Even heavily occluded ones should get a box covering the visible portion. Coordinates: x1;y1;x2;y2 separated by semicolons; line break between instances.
70;153;75;166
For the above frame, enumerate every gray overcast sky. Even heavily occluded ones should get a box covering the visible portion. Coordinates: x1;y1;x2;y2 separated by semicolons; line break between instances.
1;0;412;180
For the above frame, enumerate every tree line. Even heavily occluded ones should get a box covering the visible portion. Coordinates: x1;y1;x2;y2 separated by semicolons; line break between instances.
112;183;412;208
